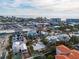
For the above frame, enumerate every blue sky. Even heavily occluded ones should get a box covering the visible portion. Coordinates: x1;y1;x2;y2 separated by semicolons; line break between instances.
0;0;79;18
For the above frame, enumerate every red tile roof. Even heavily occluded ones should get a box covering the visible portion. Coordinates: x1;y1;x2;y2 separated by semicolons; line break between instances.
68;53;75;59
56;55;70;59
56;45;79;59
57;45;70;53
71;50;79;59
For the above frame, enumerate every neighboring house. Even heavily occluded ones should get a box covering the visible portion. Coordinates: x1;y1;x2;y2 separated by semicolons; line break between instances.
46;36;59;43
46;34;70;44
12;32;30;58
32;42;45;51
40;31;48;36
12;41;28;54
68;23;77;26
56;55;70;59
56;45;70;55
27;31;38;39
56;45;79;59
72;44;79;50
57;34;70;42
12;32;24;42
72;32;79;37
20;43;28;54
53;26;61;30
12;41;20;53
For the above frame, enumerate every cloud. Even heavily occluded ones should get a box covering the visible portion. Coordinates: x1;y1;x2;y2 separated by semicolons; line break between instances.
0;0;79;18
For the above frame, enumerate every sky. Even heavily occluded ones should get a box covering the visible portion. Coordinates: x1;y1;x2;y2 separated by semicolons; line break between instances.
0;0;79;18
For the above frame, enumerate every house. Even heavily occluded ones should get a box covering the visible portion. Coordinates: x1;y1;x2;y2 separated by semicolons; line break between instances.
56;45;79;59
72;44;79;50
12;32;24;42
12;41;20;53
20;43;28;53
40;31;48;36
46;34;70;44
46;36;59;43
56;55;70;59
57;34;70;42
32;42;45;51
56;45;70;55
56;50;79;59
72;32;79;37
27;31;38;39
12;41;28;54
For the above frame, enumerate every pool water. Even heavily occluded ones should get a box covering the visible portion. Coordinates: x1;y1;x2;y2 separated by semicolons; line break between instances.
12;53;22;59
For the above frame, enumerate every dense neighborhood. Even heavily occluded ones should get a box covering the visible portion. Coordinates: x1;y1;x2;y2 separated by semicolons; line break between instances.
0;16;79;59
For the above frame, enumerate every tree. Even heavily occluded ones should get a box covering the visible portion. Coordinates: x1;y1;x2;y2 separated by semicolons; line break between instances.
58;25;73;32
41;38;48;45
7;51;13;59
74;24;79;30
50;46;56;55
47;55;55;59
6;35;13;59
69;36;79;44
33;56;46;59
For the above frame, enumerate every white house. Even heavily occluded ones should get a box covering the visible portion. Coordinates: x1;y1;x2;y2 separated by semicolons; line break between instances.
12;41;28;53
57;34;70;42
46;36;59;43
72;32;79;37
20;43;28;53
12;41;20;53
32;42;45;51
40;31;48;36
